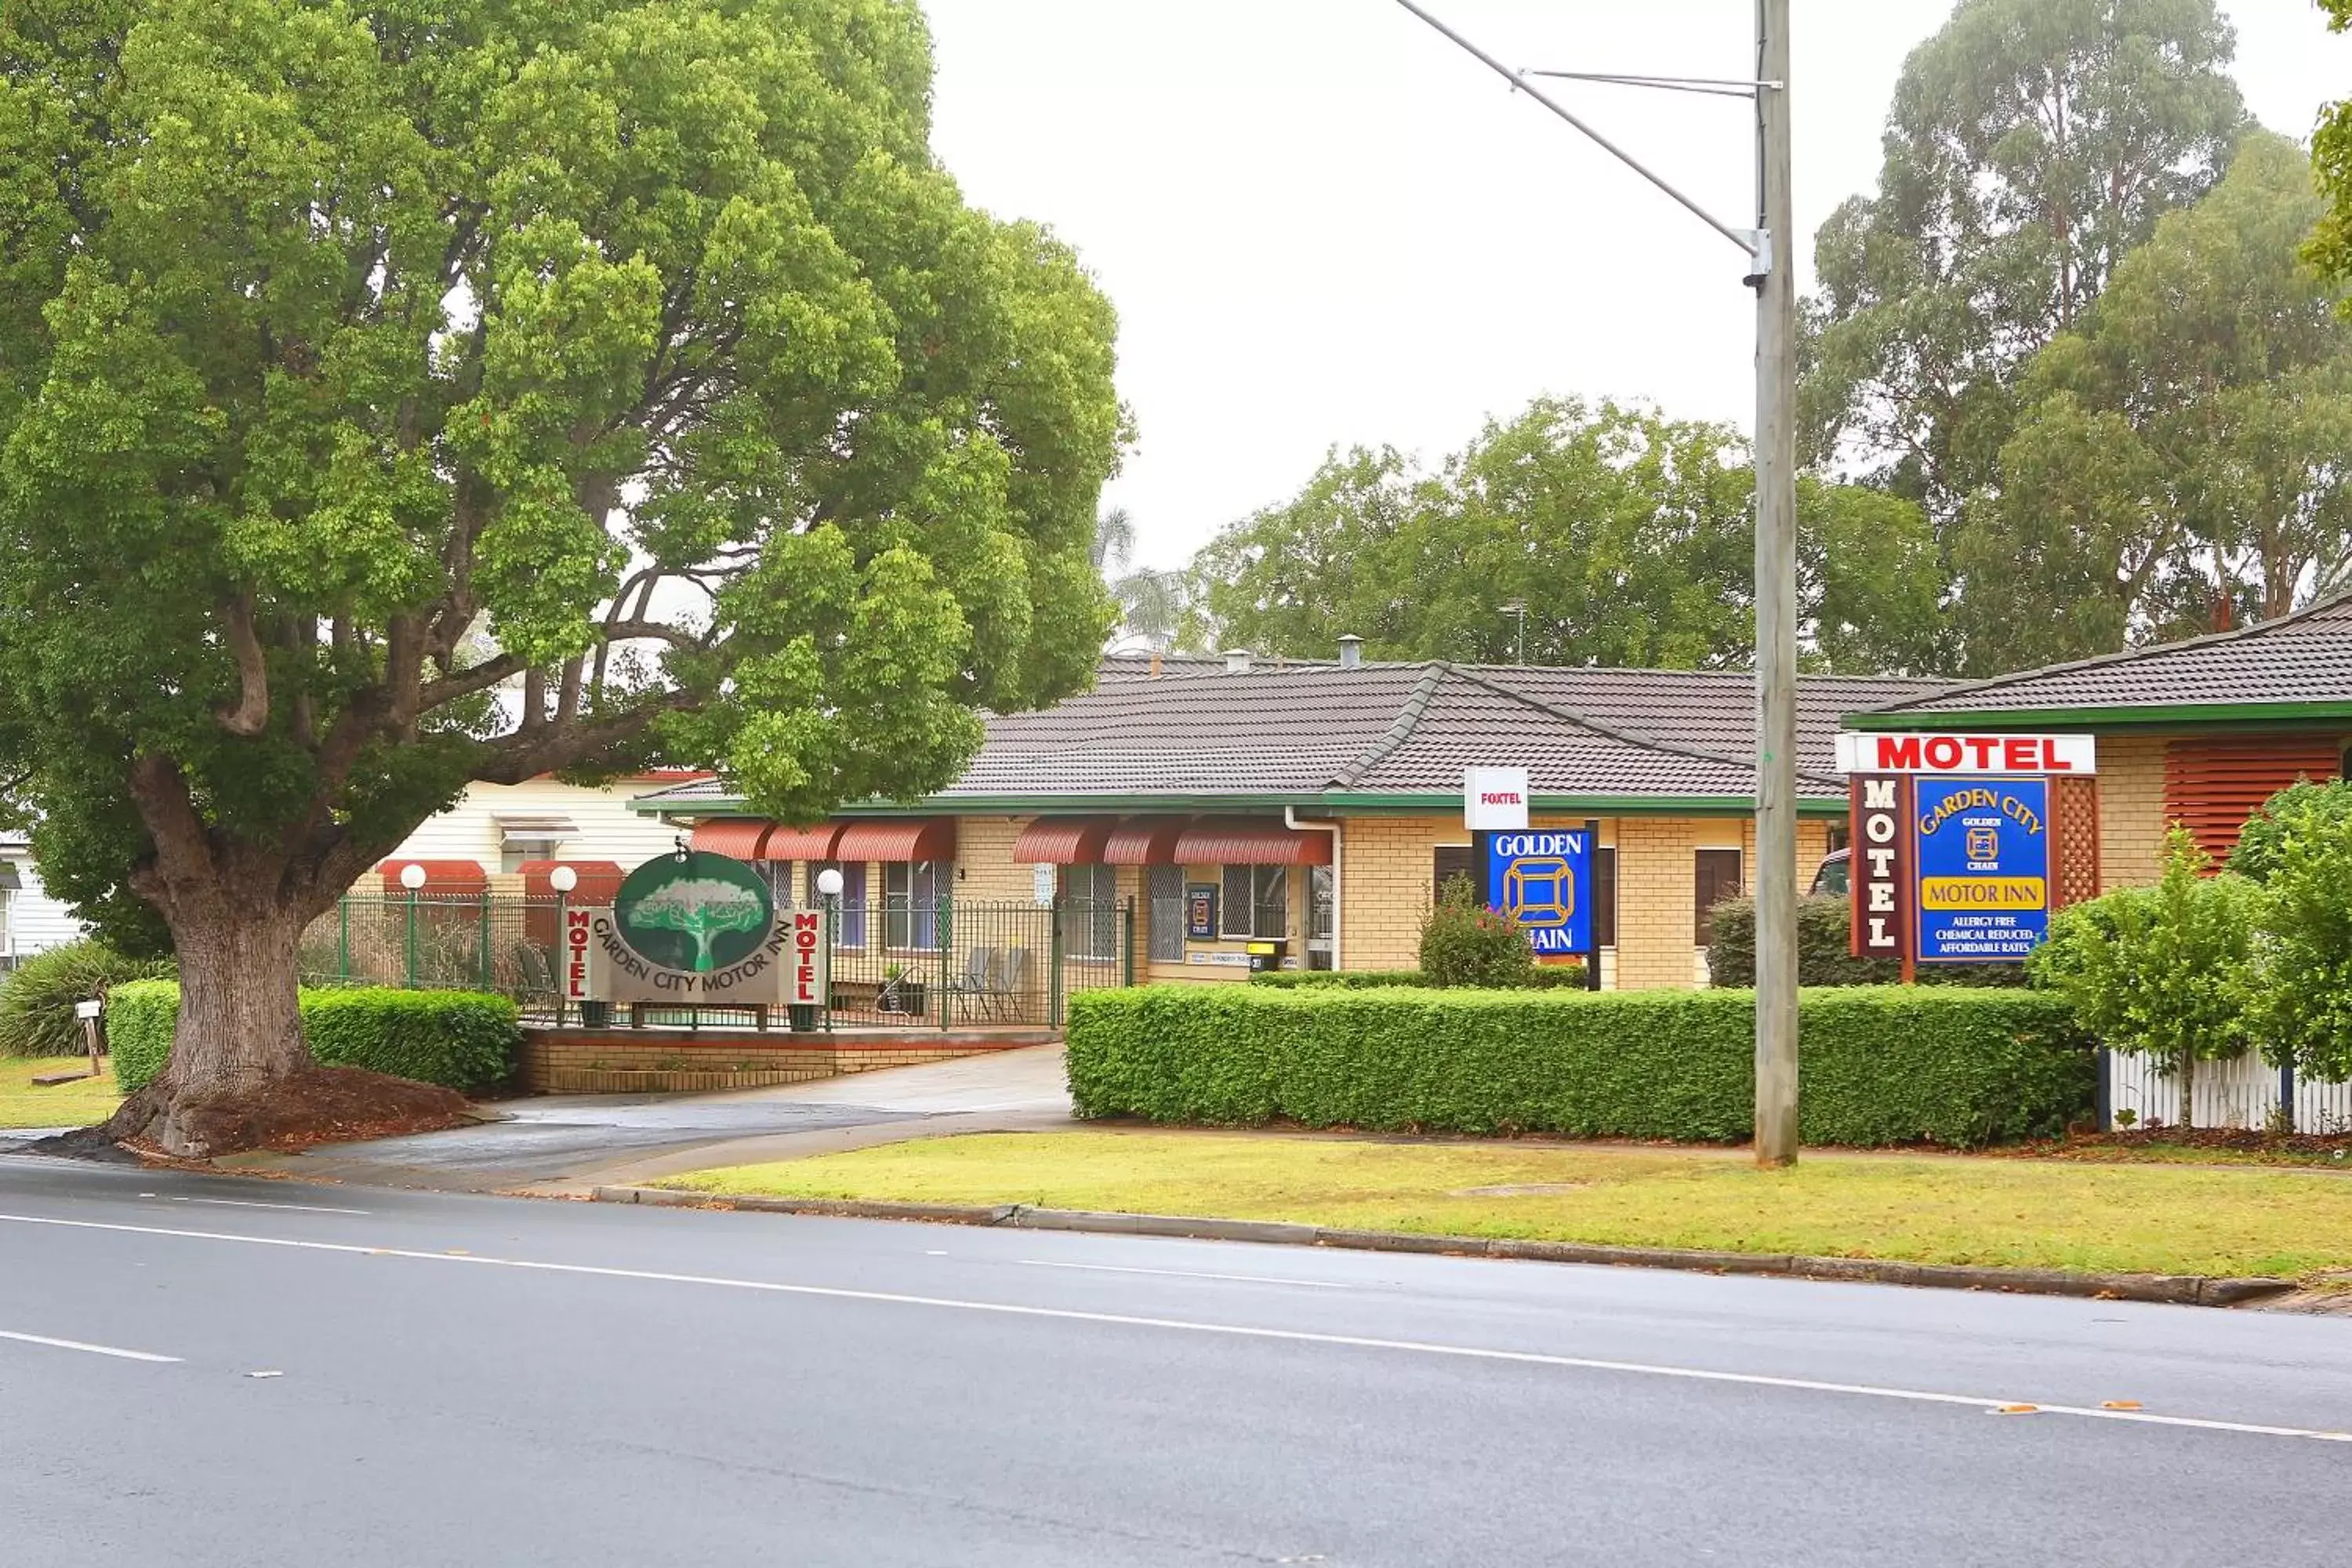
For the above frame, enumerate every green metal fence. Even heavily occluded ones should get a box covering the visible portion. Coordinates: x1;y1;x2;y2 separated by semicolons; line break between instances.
299;893;1133;1030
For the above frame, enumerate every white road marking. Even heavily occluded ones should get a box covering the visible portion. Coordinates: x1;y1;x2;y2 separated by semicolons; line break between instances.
1018;1258;1352;1290
0;1328;180;1363
3;1210;2344;1446
165;1213;372;1222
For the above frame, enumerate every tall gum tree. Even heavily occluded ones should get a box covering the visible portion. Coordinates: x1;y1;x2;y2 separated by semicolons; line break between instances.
1803;0;2245;531
0;0;1123;1155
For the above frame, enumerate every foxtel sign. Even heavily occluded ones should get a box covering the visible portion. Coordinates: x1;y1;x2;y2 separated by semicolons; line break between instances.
1834;731;2096;777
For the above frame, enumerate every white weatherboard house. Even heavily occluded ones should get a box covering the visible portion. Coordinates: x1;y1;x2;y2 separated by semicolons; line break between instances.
373;774;710;888
0;836;90;966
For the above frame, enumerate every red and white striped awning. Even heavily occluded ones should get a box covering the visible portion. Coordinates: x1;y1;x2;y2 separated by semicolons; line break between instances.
833;818;957;863
1011;817;1117;865
1170;821;1333;867
1101;818;1191;866
761;822;848;862
689;819;774;859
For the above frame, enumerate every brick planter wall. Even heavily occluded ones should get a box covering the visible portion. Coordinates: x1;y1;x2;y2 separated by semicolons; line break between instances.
521;1027;1054;1094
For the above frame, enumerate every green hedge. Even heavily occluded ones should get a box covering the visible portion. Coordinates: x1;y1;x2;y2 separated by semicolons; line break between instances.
1067;985;2092;1149
1706;895;2025;989
109;982;521;1097
1250;964;1588;990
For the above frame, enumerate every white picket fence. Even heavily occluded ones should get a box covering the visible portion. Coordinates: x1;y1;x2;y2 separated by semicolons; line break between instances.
2105;1049;2352;1134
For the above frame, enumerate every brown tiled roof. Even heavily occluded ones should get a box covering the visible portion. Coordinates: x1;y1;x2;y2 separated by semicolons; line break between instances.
637;659;1942;812
1863;593;2352;720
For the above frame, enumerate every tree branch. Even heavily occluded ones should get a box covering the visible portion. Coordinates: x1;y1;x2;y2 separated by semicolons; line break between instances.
214;597;272;737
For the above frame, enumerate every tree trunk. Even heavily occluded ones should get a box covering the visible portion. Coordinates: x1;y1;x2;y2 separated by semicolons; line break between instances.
2176;1048;2195;1132
107;895;313;1158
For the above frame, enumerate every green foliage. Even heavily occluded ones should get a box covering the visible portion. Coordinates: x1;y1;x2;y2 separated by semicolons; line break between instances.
1705;895;2026;989
2028;829;2259;1083
1417;875;1534;989
0;0;1123;967
1806;0;2245;536
2230;778;2352;883
0;939;174;1057
109;983;520;1096
1066;985;2092;1149
1249;964;1586;991
1956;132;2352;666
1188;399;1946;674
2305;1;2352;293
2245;797;2352;1081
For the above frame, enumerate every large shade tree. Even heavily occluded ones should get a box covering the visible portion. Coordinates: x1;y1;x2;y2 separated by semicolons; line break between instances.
0;0;1123;1154
1803;0;2245;531
1191;399;1947;675
1955;131;2352;668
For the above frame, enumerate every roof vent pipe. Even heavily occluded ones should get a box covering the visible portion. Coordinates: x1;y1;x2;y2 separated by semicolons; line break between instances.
1338;634;1363;670
1223;648;1252;674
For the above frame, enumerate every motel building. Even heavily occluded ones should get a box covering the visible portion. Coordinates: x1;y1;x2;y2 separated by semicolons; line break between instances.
631;645;1943;993
1839;592;2352;902
630;595;2352;999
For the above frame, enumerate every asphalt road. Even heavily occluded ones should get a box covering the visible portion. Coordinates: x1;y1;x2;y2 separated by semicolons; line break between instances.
3;1156;2349;1566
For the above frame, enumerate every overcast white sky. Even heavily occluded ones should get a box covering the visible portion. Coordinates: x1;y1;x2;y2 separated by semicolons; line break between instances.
922;0;2352;573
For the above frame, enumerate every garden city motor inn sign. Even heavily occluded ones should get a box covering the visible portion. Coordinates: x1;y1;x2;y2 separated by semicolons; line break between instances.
564;850;827;1007
1835;731;2095;968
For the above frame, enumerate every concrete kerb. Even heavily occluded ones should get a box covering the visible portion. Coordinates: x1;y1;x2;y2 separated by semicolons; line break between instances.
587;1185;2299;1308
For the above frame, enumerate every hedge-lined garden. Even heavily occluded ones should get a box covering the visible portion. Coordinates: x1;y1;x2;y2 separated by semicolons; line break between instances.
1249;964;1588;991
108;982;521;1097
1067;985;2092;1149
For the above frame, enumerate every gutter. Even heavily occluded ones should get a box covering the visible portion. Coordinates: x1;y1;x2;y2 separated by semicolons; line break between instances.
1284;807;1342;970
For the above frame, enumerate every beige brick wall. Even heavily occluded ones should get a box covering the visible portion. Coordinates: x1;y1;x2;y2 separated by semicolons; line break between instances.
2096;735;2169;891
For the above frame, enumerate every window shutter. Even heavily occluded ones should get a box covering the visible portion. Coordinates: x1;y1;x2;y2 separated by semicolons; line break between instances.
2163;738;2343;864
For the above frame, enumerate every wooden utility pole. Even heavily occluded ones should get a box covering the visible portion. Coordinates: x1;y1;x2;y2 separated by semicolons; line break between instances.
1751;0;1799;1167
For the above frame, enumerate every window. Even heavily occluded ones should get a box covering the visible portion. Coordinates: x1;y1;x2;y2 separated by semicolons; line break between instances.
1060;864;1119;960
1307;866;1335;970
1694;848;1744;946
1147;866;1186;963
821;861;867;949
758;860;797;910
1220;864;1287;939
884;861;939;950
1431;845;1477;904
1824;822;1850;855
500;838;561;874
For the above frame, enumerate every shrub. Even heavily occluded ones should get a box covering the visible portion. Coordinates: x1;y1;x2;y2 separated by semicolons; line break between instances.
1707;895;2026;989
1418;874;1535;988
0;940;176;1057
2230;778;2352;884
1066;984;2091;1149
2028;829;2260;1120
2246;801;2352;1082
1250;963;1587;990
109;984;521;1097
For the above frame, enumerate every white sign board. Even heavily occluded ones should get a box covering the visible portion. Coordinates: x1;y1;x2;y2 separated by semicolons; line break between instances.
561;906;604;1003
785;908;829;1007
1033;862;1058;906
1834;731;2096;777
1464;766;1532;830
74;999;103;1020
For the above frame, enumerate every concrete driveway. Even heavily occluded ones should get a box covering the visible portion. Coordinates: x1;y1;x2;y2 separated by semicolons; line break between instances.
219;1045;1073;1194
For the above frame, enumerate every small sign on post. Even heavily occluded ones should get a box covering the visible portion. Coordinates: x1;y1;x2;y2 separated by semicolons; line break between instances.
1033;862;1058;906
75;997;103;1079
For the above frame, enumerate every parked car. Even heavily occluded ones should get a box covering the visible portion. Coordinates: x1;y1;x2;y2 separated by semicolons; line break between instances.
1810;848;1849;897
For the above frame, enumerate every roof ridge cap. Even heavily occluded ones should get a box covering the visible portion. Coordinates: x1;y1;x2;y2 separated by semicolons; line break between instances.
1335;663;1445;787
1446;666;1844;789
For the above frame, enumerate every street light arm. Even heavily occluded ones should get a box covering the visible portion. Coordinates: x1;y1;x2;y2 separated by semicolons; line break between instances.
1390;0;1759;259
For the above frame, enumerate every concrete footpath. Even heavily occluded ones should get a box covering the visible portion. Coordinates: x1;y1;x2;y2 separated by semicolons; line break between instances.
216;1044;1073;1193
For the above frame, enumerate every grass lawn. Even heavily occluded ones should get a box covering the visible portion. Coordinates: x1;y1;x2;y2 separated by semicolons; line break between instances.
0;1056;122;1130
663;1131;2352;1281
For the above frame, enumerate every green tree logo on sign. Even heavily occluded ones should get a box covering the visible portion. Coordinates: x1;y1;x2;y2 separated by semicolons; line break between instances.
614;853;775;974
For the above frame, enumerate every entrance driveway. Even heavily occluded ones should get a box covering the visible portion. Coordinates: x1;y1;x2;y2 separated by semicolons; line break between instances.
220;1045;1073;1194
